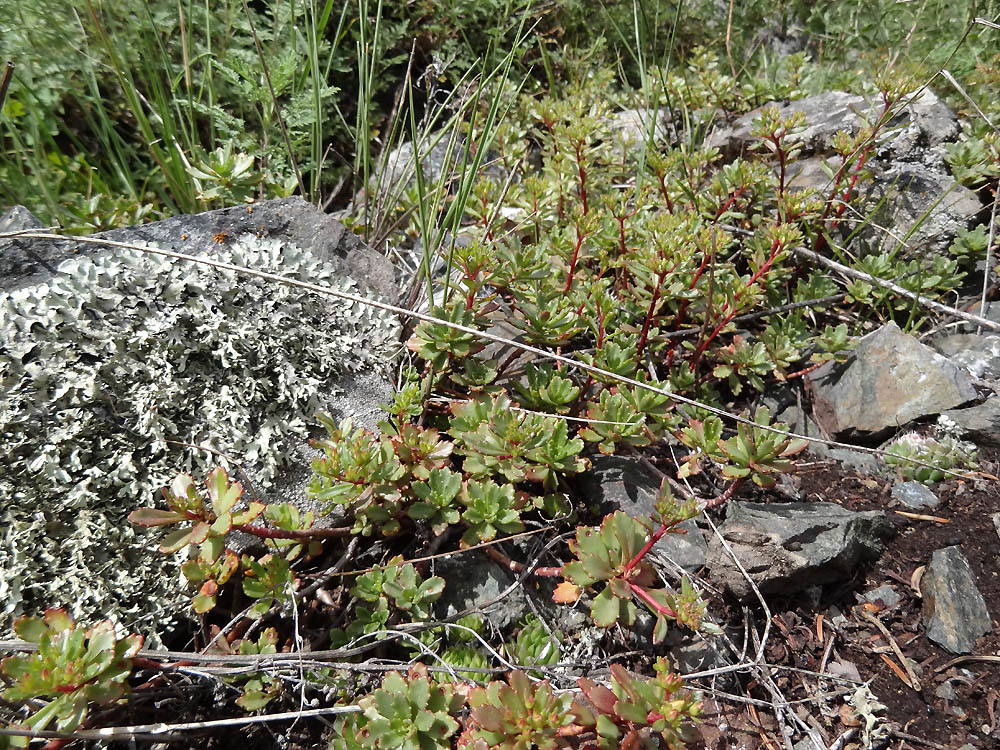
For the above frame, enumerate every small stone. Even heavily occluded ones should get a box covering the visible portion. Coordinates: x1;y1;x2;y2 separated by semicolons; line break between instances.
935;680;957;701
826;660;862;682
862;584;901;608
991;513;1000;541
921;546;992;654
891;481;942;510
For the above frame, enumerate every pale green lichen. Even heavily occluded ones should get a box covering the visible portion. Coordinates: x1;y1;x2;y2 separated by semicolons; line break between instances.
0;236;399;640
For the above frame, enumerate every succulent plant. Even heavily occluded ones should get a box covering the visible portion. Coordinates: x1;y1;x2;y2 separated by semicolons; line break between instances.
329;665;464;750
556;511;656;629
717;406;808;488
130;467;311;614
1;610;143;746
308;415;407;533
449;394;588;490
579;659;703;750
437;645;491;683
408;467;464;536
884;432;978;483
508;615;560;676
330;557;445;648
512;363;581;415
461;670;595;750
458;479;528;546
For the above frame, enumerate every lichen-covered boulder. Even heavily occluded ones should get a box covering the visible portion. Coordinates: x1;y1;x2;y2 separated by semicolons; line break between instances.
0;199;399;642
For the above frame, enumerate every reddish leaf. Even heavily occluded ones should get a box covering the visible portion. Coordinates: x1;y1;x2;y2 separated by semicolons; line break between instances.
579;678;617;714
553;580;581;603
128;508;187;527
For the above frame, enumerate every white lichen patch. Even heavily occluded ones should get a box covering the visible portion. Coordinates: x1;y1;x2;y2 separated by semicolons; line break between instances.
0;236;399;641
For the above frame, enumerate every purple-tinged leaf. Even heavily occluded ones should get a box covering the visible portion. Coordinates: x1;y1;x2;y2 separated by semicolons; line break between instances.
128;508;187;527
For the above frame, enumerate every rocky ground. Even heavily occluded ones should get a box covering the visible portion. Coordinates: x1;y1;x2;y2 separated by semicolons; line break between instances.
691;457;1000;750
3;83;999;749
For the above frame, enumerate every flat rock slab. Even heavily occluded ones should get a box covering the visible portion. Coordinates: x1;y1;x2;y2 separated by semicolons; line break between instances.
707;89;959;162
858;162;983;255
706;501;895;600
433;555;586;635
807;322;977;441
891;482;941;510
942;399;1000;449
574;456;707;572
921;546;992;654
708;91;870;159
0;197;397;301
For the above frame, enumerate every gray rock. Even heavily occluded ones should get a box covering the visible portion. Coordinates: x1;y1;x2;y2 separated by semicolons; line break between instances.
668;632;740;691
857;162;983;255
363;135;457;205
934;333;1000;381
433;555;586;635
603;108;674;156
862;584;901;608
992;513;1000;541
574;456;707;572
793;411;884;474
807;322;977;441
434;557;531;633
708;89;960;164
935;680;958;701
879;89;962;161
941;399;1000;449
708;91;870;160
921;546;992;654
891;481;941;510
1;197;397;301
783;155;839;193
706;501;895;600
0;200;399;640
705;89;976;255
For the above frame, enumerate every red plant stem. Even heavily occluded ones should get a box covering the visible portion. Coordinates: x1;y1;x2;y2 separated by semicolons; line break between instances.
688;236;783;370
622;518;684;574
573;140;589;215
714;184;747;221
495;346;524;377
615;205;638;256
564;220;587;293
595;304;608;350
764;130;791;197
636;272;665;357
704;478;743;509
830;150;870;228
666;247;714;366
132;656;195;671
786;362;823;379
481;194;493;242
812;96;896;255
485;544;562;577
628;581;677;619
656;172;675;213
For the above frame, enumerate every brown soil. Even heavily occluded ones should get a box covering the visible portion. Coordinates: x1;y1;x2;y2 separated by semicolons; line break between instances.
694;453;1000;750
